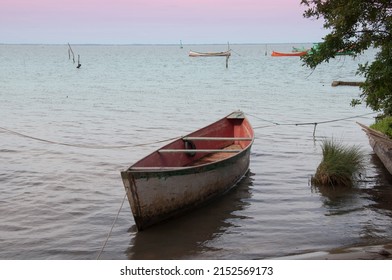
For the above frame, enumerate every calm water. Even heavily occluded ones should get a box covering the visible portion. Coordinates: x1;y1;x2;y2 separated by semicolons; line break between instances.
1;44;392;260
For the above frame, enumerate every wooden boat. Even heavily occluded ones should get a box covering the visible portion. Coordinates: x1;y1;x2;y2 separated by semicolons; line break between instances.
292;46;308;52
189;50;231;57
308;43;354;56
271;50;308;57
121;111;254;230
358;123;392;174
331;80;363;87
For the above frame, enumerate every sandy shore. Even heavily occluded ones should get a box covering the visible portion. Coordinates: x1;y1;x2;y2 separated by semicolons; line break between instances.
278;243;392;260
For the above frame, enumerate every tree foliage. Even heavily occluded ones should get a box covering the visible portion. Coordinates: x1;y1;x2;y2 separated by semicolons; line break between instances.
301;0;392;115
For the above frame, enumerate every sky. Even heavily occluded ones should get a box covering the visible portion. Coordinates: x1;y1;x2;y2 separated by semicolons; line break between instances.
0;0;328;44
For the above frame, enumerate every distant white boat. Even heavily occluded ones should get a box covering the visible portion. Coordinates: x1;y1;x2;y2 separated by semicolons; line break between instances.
189;50;231;57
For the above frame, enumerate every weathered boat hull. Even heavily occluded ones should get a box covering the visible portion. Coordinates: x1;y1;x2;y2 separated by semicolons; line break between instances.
121;148;250;230
358;123;392;174
121;112;253;230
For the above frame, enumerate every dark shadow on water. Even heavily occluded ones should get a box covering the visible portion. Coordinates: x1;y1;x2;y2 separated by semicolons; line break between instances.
311;153;392;245
311;154;392;216
362;154;392;217
125;171;254;260
311;183;363;216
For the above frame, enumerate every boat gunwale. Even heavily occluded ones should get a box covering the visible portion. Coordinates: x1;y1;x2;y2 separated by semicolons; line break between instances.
126;142;253;177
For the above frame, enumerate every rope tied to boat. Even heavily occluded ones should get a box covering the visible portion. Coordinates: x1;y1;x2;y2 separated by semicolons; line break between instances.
249;112;377;137
96;192;127;260
0;112;378;148
0;125;179;149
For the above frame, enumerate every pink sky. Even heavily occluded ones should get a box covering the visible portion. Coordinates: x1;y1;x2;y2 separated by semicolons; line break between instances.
0;0;327;44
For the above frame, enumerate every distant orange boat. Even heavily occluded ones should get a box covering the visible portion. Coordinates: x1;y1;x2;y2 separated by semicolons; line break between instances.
271;50;308;57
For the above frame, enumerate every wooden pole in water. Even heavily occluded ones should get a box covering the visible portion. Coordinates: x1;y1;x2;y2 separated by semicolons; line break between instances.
226;55;229;68
67;43;75;63
77;54;81;68
331;81;363;87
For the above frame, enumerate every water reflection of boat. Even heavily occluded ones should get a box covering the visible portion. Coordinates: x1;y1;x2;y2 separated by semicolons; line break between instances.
361;154;392;216
126;172;254;259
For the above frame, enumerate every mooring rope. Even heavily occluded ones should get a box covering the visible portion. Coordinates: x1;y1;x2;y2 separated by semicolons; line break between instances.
0;125;179;149
250;111;376;126
249;111;378;136
96;192;127;260
0;112;378;148
283;112;377;126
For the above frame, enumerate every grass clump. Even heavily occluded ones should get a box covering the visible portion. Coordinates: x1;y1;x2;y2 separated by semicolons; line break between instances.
370;116;392;138
311;139;365;187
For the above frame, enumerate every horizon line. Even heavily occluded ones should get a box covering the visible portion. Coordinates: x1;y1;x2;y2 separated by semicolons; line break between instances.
0;41;319;46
